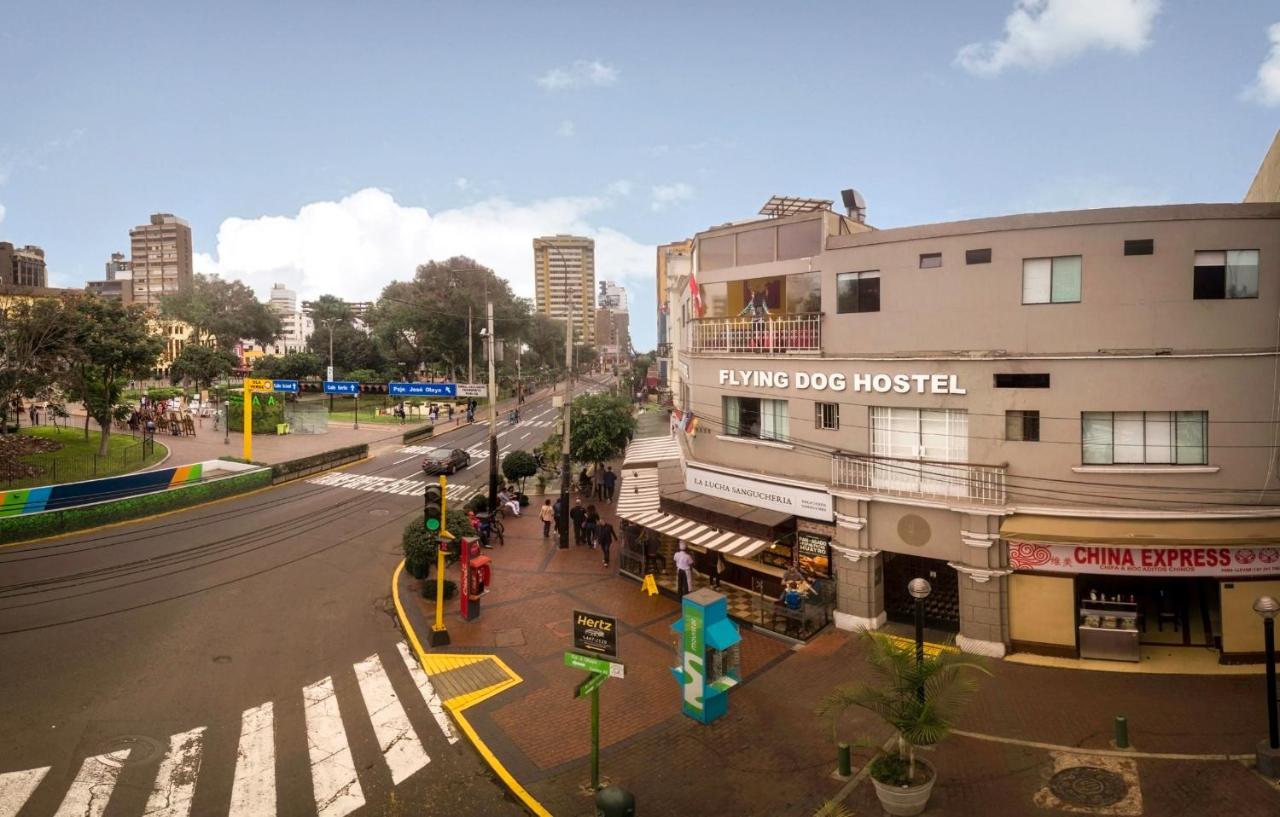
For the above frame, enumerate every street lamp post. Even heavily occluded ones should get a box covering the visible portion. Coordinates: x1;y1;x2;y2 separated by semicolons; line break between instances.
1255;595;1280;777
484;302;499;515
908;578;932;704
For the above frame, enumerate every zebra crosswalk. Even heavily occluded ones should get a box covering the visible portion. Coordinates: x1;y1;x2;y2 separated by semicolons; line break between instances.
0;643;456;817
306;472;482;506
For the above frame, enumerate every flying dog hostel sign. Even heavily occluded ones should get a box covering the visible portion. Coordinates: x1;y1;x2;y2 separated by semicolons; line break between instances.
717;369;966;394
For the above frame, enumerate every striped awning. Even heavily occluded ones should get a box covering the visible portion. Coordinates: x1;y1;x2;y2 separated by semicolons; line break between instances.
623;434;682;465
618;467;771;559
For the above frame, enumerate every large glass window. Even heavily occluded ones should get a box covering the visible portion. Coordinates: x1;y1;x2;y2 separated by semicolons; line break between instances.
870;407;969;495
777;218;822;260
1081;411;1207;465
1022;256;1081;304
836;271;880;314
735;227;776;266
723;396;789;442
700;281;728;317
785;271;822;313
1193;249;1258;299
698;234;734;272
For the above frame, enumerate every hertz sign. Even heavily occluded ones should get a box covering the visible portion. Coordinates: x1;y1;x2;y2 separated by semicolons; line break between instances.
572;609;618;658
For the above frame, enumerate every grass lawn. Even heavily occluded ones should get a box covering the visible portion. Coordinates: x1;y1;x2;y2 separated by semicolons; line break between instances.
3;425;168;489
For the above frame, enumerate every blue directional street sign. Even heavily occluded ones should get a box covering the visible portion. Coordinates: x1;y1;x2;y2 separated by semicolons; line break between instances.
323;381;360;395
389;382;457;397
273;379;300;393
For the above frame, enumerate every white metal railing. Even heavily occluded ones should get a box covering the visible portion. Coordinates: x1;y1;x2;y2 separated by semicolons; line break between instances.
832;452;1007;506
689;313;822;354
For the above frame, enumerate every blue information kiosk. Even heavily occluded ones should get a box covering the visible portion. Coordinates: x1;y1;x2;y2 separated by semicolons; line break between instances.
671;588;742;724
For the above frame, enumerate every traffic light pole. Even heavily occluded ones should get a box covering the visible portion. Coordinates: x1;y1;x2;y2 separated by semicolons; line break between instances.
428;474;451;647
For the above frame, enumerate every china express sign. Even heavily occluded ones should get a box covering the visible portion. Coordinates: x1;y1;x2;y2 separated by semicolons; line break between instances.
718;369;965;394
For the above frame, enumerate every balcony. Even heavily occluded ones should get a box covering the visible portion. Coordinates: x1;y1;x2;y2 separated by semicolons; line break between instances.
832;452;1007;506
656;342;672;358
689;312;821;354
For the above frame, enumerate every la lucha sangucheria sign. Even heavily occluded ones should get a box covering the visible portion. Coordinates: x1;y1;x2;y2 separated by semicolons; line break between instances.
717;369;965;394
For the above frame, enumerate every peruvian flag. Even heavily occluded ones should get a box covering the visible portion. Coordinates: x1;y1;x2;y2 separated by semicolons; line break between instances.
689;268;704;317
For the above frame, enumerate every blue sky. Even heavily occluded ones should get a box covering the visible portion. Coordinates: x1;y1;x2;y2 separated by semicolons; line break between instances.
1;0;1277;350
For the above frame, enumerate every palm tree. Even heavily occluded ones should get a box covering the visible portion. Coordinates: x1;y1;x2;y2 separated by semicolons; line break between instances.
810;801;855;817
817;631;989;786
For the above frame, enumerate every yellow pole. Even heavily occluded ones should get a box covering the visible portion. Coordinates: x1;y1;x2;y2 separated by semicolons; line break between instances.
243;382;253;461
434;473;450;634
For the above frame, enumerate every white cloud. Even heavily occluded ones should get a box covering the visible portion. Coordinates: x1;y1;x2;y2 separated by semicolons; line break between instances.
536;60;618;91
454;177;469;190
956;0;1161;77
556;119;576;138
1242;22;1280;106
193;187;656;322
650;182;694;212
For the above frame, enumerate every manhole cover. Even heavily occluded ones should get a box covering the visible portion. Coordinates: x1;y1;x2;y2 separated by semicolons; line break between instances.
369;509;390;517
1049;766;1129;807
212;655;232;664
99;734;164;767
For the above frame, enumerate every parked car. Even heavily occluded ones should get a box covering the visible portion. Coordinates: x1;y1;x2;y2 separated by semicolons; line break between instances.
421;447;471;475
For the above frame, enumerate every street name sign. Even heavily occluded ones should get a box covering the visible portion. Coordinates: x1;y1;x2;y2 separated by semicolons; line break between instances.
573;609;619;657
323;381;360;395
575;672;607;699
457;383;488;398
273;379;300;393
244;378;273;391
564;651;625;678
390;382;457;397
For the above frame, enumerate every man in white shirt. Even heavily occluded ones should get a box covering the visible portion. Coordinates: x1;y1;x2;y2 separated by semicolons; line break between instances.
674;542;695;597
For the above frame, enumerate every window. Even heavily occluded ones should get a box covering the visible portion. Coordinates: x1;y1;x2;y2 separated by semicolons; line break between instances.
1022;255;1081;304
1005;410;1040;442
778;219;822;260
965;248;991;265
815;402;839;430
836;271;880;314
698;234;734;272
919;253;942;269
723;396;789;441
1193;250;1258;299
736;227;776;266
1081;411;1207;465
1124;239;1154;256
870;407;969;496
994;373;1050;388
785;270;822;313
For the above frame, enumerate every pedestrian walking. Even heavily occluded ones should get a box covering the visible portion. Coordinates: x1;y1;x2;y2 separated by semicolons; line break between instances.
584;504;599;549
591;462;605;500
570;499;587;546
603;466;616;502
448;403;454;421
597;520;616;567
674;542;695;597
539;499;554;538
553;495;565;537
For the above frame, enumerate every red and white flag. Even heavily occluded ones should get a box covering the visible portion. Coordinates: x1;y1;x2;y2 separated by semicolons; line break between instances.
689;268;704;317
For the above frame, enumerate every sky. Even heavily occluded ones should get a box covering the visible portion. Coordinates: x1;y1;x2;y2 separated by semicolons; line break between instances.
1;0;1277;351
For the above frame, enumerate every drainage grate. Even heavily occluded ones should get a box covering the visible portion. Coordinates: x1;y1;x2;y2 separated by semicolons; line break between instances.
1049;766;1129;807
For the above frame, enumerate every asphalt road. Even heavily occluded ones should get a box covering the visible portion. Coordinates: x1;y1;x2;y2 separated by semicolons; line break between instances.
0;380;607;817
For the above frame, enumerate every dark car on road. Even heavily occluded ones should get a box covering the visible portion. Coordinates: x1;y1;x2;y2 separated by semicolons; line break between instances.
420;447;471;475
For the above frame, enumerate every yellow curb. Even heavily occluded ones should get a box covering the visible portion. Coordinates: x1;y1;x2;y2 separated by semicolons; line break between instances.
392;560;553;817
423;654;491;674
0;456;370;550
882;633;959;658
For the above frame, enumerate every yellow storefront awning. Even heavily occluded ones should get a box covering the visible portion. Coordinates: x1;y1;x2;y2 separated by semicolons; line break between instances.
1000;514;1280;547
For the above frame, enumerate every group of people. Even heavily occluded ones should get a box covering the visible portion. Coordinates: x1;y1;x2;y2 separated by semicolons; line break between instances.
540;496;617;567
576;463;618;501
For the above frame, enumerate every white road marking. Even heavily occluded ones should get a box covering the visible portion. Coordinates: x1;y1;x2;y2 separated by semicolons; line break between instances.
520;433;530;440
0;766;49;817
228;702;275;817
143;726;205;817
52;750;129;817
396;642;459;744
354;654;430;785
303;676;365;817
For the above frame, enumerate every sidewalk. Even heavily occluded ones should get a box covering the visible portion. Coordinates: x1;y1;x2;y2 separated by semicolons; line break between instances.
398;498;1280;816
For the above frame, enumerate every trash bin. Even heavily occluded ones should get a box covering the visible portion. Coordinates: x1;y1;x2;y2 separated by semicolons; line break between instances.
595;785;635;817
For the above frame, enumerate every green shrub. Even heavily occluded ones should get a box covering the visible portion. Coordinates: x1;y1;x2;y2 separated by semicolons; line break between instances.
421;578;457;600
464;494;488;513
271;445;367;481
501;450;538;494
225;392;286;433
401;510;468;576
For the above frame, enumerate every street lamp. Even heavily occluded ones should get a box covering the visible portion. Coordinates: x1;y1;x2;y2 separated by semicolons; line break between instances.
1255;595;1280;777
480;318;498;515
908;577;932;704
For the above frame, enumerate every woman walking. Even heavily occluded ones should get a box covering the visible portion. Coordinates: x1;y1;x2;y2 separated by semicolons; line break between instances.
539;499;554;538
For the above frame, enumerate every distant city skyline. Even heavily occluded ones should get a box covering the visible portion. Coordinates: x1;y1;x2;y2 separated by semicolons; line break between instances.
1;1;1277;349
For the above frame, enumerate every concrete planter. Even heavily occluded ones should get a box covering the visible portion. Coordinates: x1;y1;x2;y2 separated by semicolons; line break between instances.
870;758;935;817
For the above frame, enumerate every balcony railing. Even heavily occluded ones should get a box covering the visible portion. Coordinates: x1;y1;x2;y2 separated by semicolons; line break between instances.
656;342;672;358
832;452;1007;506
689;313;822;354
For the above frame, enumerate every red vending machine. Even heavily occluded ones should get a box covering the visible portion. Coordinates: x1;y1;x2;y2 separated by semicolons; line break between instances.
459;535;491;621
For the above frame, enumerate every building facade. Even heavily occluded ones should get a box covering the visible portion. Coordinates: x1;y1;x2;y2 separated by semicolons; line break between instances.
261;283;313;355
599;280;628;312
533;235;595;344
0;243;48;289
633;197;1280;664
129;213;193;309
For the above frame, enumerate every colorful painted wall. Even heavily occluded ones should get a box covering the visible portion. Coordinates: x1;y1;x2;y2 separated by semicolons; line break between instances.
0;464;204;517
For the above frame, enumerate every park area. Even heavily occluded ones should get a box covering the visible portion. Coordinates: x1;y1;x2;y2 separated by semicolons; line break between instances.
0;426;167;490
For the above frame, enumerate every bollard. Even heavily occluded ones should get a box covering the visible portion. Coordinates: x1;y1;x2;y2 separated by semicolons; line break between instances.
1114;715;1129;749
837;741;852;777
595;785;636;817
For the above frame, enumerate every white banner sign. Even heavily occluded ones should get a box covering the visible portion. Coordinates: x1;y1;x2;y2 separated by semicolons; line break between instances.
1009;541;1280;578
457;383;488;398
685;465;833;521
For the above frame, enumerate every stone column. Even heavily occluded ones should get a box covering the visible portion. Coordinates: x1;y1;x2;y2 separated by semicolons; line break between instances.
955;569;1009;657
832;506;884;630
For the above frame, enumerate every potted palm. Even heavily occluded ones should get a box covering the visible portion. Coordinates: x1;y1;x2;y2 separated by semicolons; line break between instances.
818;631;989;817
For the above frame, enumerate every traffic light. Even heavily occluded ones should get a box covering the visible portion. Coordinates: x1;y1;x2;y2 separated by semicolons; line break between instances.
424;479;444;532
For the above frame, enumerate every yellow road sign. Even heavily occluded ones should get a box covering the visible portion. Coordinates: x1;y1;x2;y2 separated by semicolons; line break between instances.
244;378;273;391
641;574;658;596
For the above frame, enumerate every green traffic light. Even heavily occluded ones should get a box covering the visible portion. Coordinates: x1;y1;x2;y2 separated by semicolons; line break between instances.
426;517;441;531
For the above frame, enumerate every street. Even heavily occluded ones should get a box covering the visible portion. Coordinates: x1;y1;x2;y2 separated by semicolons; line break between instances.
0;382;605;817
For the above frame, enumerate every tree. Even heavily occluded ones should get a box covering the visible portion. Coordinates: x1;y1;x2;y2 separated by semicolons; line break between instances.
524;313;567;374
253;351;323;381
0;297;74;433
160;273;281;349
306;321;384;376
65;297;164;455
545;393;635;466
501;450;538;495
169;344;237;391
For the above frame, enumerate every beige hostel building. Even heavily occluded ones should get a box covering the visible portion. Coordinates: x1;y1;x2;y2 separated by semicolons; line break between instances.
646;196;1280;664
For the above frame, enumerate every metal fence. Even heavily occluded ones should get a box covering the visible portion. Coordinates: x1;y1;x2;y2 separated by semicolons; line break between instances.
688;312;822;354
3;437;157;490
832;452;1008;506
